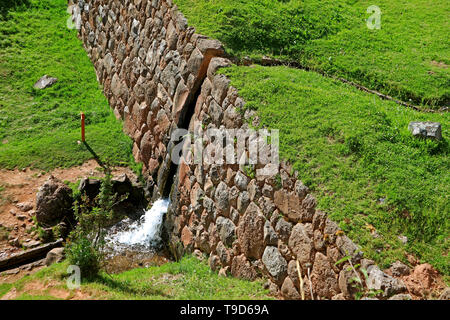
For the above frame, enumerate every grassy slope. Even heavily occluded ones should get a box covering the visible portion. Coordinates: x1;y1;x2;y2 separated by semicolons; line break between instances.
221;65;449;275
0;0;134;171
175;0;449;108
0;256;272;300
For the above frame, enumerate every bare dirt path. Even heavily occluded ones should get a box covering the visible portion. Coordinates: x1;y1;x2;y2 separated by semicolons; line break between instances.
0;160;137;280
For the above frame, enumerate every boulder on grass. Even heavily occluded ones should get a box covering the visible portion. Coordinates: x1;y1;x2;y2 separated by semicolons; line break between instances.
35;176;74;227
408;122;442;140
45;247;65;266
33;75;58;89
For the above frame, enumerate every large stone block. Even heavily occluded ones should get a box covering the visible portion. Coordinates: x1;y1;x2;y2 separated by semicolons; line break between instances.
237;202;265;260
408;122;442;140
262;246;287;284
288;223;314;266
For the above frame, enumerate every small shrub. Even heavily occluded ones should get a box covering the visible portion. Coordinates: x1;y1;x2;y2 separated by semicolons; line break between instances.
66;236;100;279
242;165;256;179
66;169;126;279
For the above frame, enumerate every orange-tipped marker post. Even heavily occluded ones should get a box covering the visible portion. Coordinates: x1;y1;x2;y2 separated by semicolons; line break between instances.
81;112;85;142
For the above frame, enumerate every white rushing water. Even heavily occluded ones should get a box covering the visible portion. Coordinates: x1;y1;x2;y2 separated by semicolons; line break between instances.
107;199;170;248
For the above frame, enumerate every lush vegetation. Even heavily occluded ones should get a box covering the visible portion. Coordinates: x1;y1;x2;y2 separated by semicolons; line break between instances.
67;171;130;279
175;0;449;108
221;65;449;275
0;256;273;300
0;0;134;170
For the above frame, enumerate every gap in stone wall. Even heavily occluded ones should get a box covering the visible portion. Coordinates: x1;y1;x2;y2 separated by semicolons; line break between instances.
160;76;206;199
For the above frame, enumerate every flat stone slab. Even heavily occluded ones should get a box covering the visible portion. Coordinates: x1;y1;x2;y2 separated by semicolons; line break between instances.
408;122;442;140
0;239;63;272
33;75;58;89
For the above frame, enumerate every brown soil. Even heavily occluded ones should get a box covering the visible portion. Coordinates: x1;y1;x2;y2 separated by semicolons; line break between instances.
400;264;447;300
0;279;92;300
105;250;171;274
431;60;449;69
384;262;448;300
0;160;137;271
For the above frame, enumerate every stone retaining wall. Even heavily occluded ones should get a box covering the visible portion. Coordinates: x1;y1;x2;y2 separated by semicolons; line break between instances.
71;0;405;300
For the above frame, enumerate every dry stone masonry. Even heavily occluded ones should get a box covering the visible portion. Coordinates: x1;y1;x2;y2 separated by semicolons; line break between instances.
71;0;406;300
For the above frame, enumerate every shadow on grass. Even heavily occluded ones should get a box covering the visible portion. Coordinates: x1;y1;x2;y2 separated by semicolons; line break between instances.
83;141;108;170
0;0;30;20
93;274;171;299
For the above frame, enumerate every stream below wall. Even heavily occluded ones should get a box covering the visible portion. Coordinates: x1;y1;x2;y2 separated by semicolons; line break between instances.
103;199;171;273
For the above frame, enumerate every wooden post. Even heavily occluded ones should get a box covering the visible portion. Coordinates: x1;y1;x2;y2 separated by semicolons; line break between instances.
81;112;85;142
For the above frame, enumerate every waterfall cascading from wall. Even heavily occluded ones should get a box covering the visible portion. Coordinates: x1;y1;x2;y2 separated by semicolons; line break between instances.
106;199;170;250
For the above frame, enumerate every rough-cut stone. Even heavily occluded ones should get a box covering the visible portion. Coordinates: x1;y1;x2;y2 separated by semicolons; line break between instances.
366;265;407;298
260;183;272;198
33;75;58;89
338;264;357;299
216;216;235;247
45;247;65;266
236;191;250;213
300;194;316;222
312;210;327;231
262;246;287;284
247;179;261;202
214;181;229;214
324;219;340;243
181;226;194;248
390;261;411;277
224;105;242;129
281;277;301;300
35;176;74;227
195;230;210;253
196;37;224;57
208;223;219;252
231;254;257;281
186;47;203;78
207;57;231;80
336;235;362;261
264;221;278;246
310;252;339;299
294;180;309;199
274;190;302;223
275;218;292;243
258;196;276;219
237;202;265;260
211;74;231;105
288;223;314;265
208;254;220;271
234;171;248;191
287;260;300;290
216;241;232;266
313;229;325;251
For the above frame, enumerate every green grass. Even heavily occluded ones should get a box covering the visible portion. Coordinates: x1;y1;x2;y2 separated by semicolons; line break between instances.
0;225;9;240
0;0;134;170
0;283;12;297
175;0;449;108
1;257;273;300
221;65;449;275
